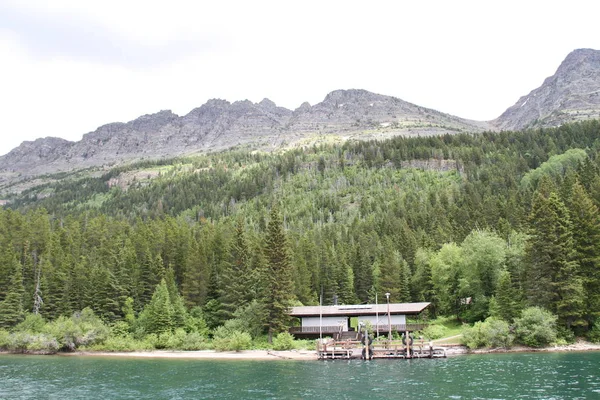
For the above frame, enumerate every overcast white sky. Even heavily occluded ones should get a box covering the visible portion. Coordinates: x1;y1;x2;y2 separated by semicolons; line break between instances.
1;0;599;156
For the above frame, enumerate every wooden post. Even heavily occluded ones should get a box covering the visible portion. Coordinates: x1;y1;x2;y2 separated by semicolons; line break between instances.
405;330;411;359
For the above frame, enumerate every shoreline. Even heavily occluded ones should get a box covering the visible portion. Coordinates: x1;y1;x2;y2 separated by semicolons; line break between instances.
0;349;321;361
452;341;600;356
3;340;600;360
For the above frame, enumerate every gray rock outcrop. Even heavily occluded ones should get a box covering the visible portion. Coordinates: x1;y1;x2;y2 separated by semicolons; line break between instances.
0;89;489;184
493;48;600;131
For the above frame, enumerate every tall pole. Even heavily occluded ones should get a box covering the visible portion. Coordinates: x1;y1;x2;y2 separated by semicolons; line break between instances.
385;292;392;342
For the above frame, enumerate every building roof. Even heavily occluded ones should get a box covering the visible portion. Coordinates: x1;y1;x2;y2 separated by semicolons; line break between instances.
289;302;430;317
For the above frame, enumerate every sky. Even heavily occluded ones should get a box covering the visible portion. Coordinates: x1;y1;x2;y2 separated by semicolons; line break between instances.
1;0;600;156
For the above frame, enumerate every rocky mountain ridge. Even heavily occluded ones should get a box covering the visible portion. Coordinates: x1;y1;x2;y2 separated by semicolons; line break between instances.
2;48;600;187
492;48;600;130
0;89;490;185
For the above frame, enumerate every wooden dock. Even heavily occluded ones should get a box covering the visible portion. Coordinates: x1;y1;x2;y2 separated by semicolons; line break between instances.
316;337;447;360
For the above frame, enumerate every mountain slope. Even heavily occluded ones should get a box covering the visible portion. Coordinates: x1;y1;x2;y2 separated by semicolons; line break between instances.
0;89;490;185
493;48;600;131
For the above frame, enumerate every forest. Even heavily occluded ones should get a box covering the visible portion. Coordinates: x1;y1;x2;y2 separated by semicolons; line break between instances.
1;119;600;351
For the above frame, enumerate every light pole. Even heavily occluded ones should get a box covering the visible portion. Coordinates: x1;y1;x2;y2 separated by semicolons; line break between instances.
385;292;392;342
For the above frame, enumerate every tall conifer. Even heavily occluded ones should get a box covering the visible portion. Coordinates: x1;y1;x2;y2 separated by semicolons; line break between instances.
264;205;294;342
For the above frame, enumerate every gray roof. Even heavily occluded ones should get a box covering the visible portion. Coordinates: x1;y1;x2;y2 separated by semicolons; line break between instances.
289;302;430;317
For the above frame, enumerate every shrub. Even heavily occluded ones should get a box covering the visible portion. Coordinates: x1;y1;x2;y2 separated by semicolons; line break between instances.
1;332;59;354
462;321;486;349
110;321;132;338
185;307;209;336
588;321;600;343
13;314;46;334
180;331;210;350
42;316;79;351
43;308;110;351
0;329;9;349
272;332;295;350
25;334;59;353
212;326;252;351
483;318;514;348
461;318;514;349
422;325;447;340
90;335;154;352
294;339;316;350
227;331;252;351
556;325;576;344
514;307;557;347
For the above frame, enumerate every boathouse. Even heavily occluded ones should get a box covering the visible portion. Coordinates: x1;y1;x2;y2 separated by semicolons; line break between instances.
289;302;429;338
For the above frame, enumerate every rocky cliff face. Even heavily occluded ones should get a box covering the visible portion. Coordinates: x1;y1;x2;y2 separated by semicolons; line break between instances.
4;46;600;187
493;48;600;131
0;89;489;183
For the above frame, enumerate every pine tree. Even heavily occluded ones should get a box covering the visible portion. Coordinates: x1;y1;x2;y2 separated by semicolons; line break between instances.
142;279;174;334
182;235;209;308
263;205;294;342
378;238;403;301
526;191;583;326
526;190;562;309
568;181;600;325
165;267;187;328
353;238;374;303
398;258;411;302
494;269;520;322
219;219;252;318
0;257;25;328
292;236;317;305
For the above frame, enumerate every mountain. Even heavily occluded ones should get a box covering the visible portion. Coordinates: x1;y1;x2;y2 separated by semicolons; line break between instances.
0;89;489;185
493;48;600;131
3;48;600;188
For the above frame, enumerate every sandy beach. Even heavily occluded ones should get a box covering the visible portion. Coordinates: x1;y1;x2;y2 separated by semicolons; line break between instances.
60;349;320;361
4;340;600;360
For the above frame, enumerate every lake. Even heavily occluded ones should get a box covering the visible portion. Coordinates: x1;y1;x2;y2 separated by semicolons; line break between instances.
1;352;600;399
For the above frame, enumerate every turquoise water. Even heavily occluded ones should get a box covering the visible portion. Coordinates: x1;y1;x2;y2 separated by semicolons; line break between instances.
1;352;600;399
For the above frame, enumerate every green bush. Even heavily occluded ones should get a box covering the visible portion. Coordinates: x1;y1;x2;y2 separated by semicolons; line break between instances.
180;331;210;350
228;331;252;351
89;335;155;352
43;308;110;351
557;325;576;344
588;321;600;343
0;329;9;349
1;332;59;353
422;325;447;340
294;339;316;351
483;318;514;348
13;314;46;334
272;332;295;350
155;331;182;349
462;321;486;349
514;307;557;348
212;326;252;351
461;318;514;349
110;321;132;338
25;334;59;353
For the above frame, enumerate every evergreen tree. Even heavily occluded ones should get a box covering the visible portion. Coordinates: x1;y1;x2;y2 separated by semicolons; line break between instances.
353;237;374;303
494;269;520;322
141;279;174;334
568;181;600;326
219;219;252;318
527;191;583;326
378;238;403;301
165;267;188;328
182;235;210;308
0;257;25;328
263;205;294;342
